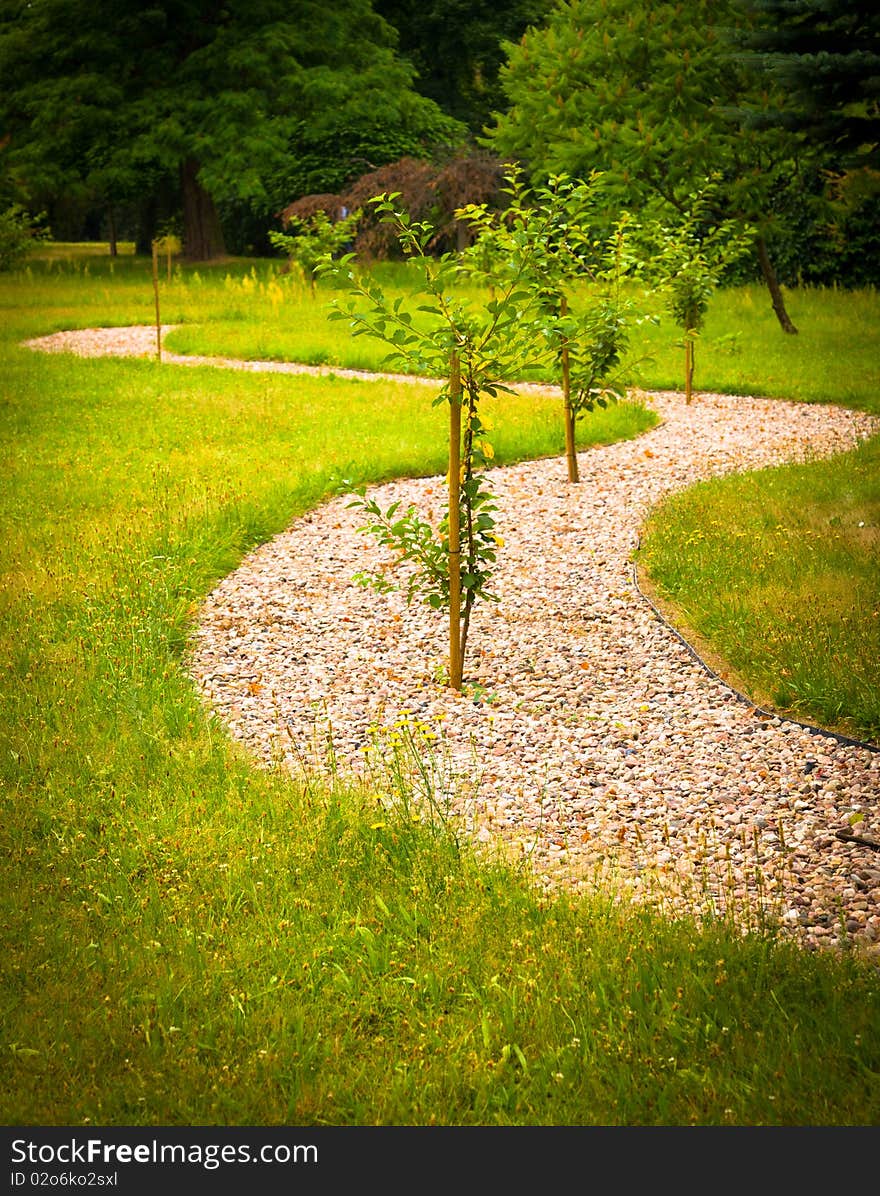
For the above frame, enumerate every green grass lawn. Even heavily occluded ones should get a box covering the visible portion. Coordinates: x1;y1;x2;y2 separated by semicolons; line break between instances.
638;436;880;743
22;248;880;415
154;267;880;414
2;248;879;1126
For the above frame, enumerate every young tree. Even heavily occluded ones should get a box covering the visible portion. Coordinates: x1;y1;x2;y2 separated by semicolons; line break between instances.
269;208;362;293
486;0;806;333
460;172;642;481
645;186;756;403
551;220;640;475
321;189;557;689
0;204;48;270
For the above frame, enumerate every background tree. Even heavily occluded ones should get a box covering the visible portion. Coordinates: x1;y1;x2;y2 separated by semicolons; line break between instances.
283;151;507;259
731;0;880;168
486;0;808;332
0;0;464;260
374;0;556;133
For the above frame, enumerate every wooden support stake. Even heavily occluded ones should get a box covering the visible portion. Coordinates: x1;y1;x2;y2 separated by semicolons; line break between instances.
560;294;579;483
448;352;463;690
151;240;162;363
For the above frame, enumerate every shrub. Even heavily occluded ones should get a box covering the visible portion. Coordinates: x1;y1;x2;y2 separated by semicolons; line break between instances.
0;204;48;270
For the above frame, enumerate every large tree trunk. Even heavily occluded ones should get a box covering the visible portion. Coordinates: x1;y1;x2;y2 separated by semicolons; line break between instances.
756;235;798;334
180;158;227;261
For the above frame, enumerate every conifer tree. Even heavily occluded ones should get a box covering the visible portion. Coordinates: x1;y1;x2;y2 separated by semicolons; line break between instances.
732;1;880;168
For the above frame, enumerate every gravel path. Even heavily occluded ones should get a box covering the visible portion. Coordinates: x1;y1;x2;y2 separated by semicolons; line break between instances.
27;326;880;961
23;324;436;385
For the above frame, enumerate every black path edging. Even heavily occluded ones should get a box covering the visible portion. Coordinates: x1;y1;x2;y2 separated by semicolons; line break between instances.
630;551;880;757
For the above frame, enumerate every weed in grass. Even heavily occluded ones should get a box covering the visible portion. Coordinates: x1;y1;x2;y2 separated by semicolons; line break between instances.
360;716;466;837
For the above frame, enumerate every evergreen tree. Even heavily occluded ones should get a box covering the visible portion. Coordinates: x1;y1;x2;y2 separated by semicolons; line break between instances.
732;1;880;168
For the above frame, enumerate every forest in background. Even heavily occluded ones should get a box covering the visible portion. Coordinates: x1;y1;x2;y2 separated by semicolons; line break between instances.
0;0;877;289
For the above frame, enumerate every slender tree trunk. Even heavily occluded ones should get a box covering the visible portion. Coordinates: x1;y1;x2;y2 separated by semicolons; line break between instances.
460;591;474;674
756;235;798;335
560;295;580;483
180;158;227;262
685;335;694;405
447;353;463;691
459;373;480;672
107;205;117;257
151;241;162;363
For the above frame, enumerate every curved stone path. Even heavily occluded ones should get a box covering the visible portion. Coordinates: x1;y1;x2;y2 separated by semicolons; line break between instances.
23;324;439;385
26;326;880;961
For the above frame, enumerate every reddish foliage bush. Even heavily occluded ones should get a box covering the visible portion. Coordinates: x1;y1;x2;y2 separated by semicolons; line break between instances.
340;157;439;258
431;152;508;251
279;153;509;259
279;193;349;226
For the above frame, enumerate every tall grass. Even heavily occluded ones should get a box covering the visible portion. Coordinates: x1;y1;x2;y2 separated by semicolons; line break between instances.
1;250;879;1126
21;248;880;414
154;270;880;416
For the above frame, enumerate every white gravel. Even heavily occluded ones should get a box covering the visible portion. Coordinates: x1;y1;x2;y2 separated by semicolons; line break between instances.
27;326;880;962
